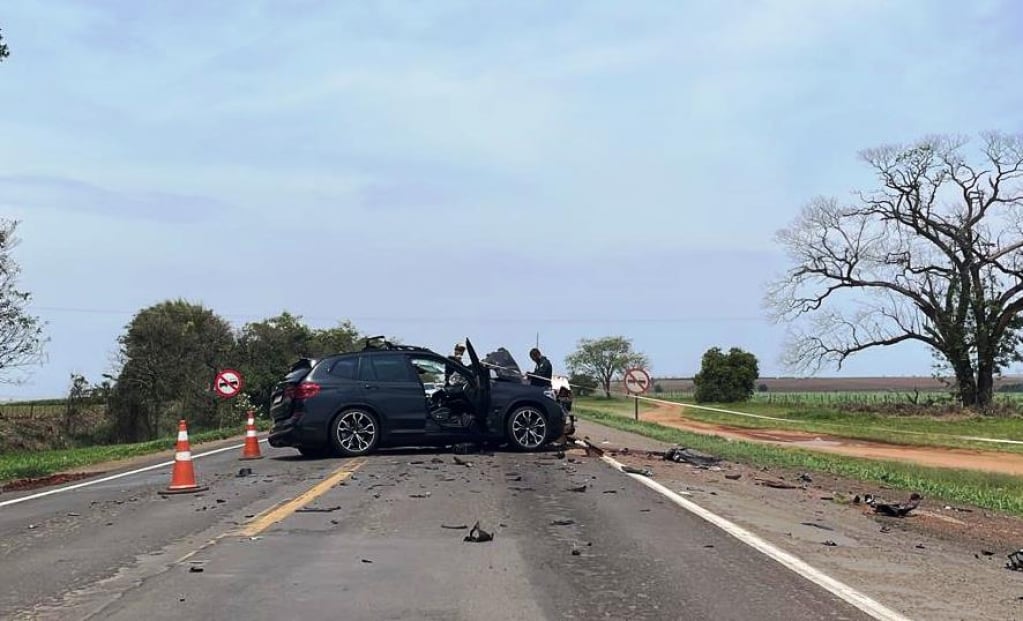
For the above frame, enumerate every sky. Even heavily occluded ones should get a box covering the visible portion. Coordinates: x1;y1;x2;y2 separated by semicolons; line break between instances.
1;0;1022;398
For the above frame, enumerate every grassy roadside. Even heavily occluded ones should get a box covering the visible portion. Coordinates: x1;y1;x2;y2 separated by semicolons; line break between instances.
575;408;1023;516
0;421;271;485
578;396;1023;454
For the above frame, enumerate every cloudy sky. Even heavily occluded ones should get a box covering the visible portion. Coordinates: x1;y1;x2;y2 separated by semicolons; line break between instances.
1;0;1021;398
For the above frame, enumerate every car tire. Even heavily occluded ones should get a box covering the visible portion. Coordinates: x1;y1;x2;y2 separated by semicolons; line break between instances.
505;405;550;452
330;409;381;457
298;446;330;459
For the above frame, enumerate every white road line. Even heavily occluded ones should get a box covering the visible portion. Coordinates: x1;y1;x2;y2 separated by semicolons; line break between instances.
0;439;268;510
598;451;912;621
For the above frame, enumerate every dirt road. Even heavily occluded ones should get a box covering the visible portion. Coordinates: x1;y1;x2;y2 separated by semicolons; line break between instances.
632;402;1023;476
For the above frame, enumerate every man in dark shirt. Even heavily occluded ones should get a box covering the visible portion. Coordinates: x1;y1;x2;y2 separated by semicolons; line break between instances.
528;348;553;387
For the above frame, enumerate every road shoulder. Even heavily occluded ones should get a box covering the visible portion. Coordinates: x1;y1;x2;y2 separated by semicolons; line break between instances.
576;418;1023;621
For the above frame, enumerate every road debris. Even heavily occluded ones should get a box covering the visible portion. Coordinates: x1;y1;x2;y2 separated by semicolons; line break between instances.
571;548;581;556
1007;549;1023;571
915;544;926;550
409;493;431;499
755;478;797;490
236;468;253;478
551;518;576;526
873;493;922;517
66;512;80;517
621;465;653;477
453;456;473;467
189;566;204;573
801;522;835;531
602;490;618;494
453;442;479;455
441;524;469;530
464;521;494;543
663;447;721;468
880;526;892;533
823;540;838;547
296;505;341;513
431;457;444;464
568;484;588;493
361;559;373;564
798;473;813;483
725;474;742;480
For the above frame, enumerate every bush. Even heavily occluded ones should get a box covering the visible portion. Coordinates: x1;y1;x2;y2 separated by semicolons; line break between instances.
653;383;664;394
693;347;759;403
758;383;769;392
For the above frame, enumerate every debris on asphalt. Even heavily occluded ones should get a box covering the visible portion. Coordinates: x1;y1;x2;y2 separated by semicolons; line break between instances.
330;520;340;525
189;566;204;573
568;484;588;493
798;473;813;483
508;486;535;492
236;468;253;478
571;548;581;556
409;493;432;499
621;465;653;477
943;505;974;513
725;474;742;481
551;518;576;526
981;550;995;556
704;545;715;549
873;493;922;517
823;540;838;547
408;460;425;465
1007;549;1023;571
506;475;523;482
880;526;892;534
915;544;926;550
755;478;797;490
801;522;835;531
556;450;566;459
66;512;80;517
296;505;341;513
464;521;494;543
431;457;444;464
362;559;373;564
215;499;226;504
663;447;721;468
442;524;469;530
453;456;473;467
639;508;651;513
453;442;479;455
602;490;618;494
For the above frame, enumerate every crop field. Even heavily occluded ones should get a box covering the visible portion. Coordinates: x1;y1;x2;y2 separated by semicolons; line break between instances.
651;390;1023;406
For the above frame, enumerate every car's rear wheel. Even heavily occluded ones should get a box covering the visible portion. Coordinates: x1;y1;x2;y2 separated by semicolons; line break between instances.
506;405;549;451
330;409;380;457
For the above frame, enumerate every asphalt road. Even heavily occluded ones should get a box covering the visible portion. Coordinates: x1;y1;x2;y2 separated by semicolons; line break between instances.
0;438;874;620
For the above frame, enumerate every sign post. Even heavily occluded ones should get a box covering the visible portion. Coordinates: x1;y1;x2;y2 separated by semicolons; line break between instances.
623;367;652;420
213;369;244;399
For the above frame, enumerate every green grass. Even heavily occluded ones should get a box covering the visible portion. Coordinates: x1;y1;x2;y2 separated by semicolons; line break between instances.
578;396;1023;454
575;408;1023;515
657;390;1023;406
0;421;270;485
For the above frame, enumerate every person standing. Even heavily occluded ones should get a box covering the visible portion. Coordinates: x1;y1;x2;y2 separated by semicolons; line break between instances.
528;347;553;387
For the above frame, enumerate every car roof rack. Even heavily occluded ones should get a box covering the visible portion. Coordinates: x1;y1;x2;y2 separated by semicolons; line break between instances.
360;336;432;353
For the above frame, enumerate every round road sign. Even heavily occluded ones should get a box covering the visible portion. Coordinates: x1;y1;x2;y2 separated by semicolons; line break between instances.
214;369;244;399
624;367;651;395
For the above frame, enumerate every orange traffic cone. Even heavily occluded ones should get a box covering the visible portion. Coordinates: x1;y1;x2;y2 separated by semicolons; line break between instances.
240;411;264;460
160;420;209;495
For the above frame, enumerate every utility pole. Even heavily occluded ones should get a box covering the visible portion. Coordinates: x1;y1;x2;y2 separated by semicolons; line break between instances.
535;332;539;349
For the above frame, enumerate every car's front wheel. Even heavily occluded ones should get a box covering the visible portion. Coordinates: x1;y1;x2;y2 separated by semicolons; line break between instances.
330;409;380;457
506;405;550;451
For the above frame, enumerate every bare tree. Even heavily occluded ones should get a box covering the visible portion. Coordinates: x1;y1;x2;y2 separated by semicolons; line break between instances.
766;132;1023;408
0;219;46;383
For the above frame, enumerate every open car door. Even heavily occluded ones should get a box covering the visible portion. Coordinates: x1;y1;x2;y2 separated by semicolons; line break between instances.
463;338;491;423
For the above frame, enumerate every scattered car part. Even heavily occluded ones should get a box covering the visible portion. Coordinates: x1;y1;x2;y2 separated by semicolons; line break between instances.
873;493;922;517
621;465;653;477
756;478;797;490
1007;549;1023;571
464;521;493;543
663;447;721;468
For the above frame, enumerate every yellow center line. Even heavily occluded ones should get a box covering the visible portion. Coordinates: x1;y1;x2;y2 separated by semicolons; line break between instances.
235;458;366;538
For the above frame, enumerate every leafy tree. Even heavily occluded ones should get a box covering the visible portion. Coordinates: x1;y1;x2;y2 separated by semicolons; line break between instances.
108;300;236;441
236;314;362;410
693;347;759;403
766;133;1023;408
565;336;649;398
0;219;45;383
0;28;9;63
567;372;598;397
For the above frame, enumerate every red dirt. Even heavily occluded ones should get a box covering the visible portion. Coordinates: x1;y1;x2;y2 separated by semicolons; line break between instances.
636;402;1023;476
0;471;103;493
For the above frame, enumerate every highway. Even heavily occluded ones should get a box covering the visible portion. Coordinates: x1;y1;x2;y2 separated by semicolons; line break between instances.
0;427;880;620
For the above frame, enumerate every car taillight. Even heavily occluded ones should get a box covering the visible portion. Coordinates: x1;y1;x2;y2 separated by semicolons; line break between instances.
285;382;321;400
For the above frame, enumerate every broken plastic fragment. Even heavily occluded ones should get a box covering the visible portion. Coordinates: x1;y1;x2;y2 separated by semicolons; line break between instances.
464;521;494;543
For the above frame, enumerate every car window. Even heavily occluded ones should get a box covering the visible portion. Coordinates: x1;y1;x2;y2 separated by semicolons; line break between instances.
362;354;414;382
409;357;446;384
328;357;358;380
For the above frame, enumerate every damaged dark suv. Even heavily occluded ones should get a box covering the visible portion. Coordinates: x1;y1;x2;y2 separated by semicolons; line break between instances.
268;338;574;458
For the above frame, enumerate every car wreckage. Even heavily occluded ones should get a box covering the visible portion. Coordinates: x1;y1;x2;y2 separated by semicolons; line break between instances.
268;337;576;458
